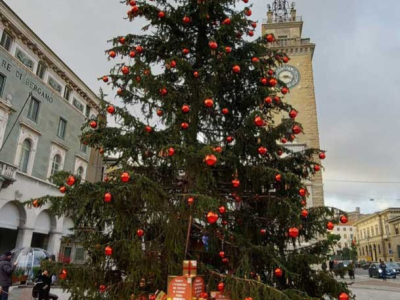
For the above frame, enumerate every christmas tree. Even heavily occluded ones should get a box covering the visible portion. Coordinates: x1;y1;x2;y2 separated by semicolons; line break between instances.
32;1;352;299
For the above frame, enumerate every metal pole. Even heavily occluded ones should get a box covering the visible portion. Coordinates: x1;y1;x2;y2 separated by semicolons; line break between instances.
0;92;32;152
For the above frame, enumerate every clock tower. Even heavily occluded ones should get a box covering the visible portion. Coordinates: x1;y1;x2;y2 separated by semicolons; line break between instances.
262;1;324;207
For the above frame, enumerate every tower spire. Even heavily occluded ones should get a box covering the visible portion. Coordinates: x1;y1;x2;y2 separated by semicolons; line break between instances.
267;0;296;22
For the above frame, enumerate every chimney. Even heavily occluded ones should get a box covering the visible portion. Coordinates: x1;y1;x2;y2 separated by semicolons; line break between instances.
290;8;297;21
267;10;273;23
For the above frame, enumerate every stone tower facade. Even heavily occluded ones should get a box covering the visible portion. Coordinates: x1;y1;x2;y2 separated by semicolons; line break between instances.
262;2;324;207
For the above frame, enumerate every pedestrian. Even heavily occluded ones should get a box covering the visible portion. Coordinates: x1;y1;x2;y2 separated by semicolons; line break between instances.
0;251;18;300
348;261;355;280
321;261;327;271
329;260;334;271
379;260;387;281
33;270;58;300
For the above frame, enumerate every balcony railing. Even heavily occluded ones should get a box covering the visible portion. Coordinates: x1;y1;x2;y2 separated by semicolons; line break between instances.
0;160;18;190
269;37;313;48
262;16;303;24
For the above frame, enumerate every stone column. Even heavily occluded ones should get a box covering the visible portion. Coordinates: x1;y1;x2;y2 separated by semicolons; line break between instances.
47;232;63;257
267;11;273;23
16;227;34;248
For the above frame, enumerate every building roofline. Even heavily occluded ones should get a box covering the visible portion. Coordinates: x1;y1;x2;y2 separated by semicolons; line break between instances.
354;208;400;225
0;0;101;110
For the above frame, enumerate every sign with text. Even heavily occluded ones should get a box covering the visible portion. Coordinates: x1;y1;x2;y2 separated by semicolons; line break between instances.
210;292;231;300
191;277;205;298
168;276;191;300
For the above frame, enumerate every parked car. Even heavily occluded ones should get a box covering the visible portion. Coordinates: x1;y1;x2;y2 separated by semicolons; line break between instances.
368;263;397;278
387;263;400;275
362;262;372;270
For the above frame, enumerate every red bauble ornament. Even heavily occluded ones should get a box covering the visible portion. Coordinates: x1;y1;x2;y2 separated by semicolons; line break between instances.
119;37;126;44
264;97;272;104
145;126;153;133
182;105;190;113
242;0;249;3
266;34;274;43
274;268;283;277
217;283;224;292
221;108;229;115
99;285;106;293
292;125;301;135
207;212;218;224
121;66;129;75
102;76;109;83
281;87;289;94
213;146;222;153
289;110;297;119
222;257;229;264
254;116;264;127
159;88;168;96
181;122;189;130
299;188;306;197
32;199;39;208
136;76;142;82
158;11;165;18
205;155;217;166
338;293;349;300
274;96;280;103
258;147;267;155
248;30;254;37
218;206;226;214
187;197;194;205
232;179;240;188
226;136;233;143
137;229;144;237
135;45;143;53
281;138;287;144
168;148;175;157
156;109;163;116
107;105;115;114
245;9;252;16
340;215;348;224
131;5;139;13
121;172;130;182
251;57;259;63
193;71;199;78
232;65;241;73
269;78;278;87
278;149;283;156
222;18;231;25
225;46;232;53
105;246;113;256
327;222;334;230
59;186;66;193
129;51;136;58
251;22;257;28
129;0;136;6
208;41;218;50
99;147;104;154
183;48;190;55
289;227;299;238
275;174;282;182
283;56;289;63
301;200;307;206
67;176;76;186
90;121;97;129
183;16;191;24
301;209;308;218
219;251;225;258
260;229;267;235
319;152;326;160
314;164;321;172
117;88;123;95
170;60;177;68
267;70;274;76
261;78;268;85
204;98;214;108
104;192;112;203
109;51;116;58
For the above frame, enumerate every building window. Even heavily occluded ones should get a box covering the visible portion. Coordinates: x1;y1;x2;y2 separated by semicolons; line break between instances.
36;62;47;80
19;139;31;173
15;48;34;71
371;227;374;236
0;31;13;51
375;225;379;235
80;143;87;153
385;225;390;235
362;248;365;256
343;228;347;231
48;76;62;94
77;166;84;178
50;154;61;177
57;118;67;139
350;228;353;232
378;244;381;254
388;243;391;250
344;243;348;248
85;105;90;118
0;73;6;97
64;87;71;101
74;247;85;262
350;234;353;239
27;98;40;122
337;228;340;232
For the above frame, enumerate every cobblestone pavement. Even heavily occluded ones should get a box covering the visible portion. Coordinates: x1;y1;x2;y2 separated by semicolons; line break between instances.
351;287;400;300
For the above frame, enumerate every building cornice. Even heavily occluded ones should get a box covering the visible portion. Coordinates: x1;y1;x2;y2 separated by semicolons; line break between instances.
51;140;69;151
19;121;42;136
75;154;89;164
0;2;101;111
354;208;400;226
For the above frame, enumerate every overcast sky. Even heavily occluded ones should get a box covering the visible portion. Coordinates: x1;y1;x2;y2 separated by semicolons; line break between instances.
6;0;400;214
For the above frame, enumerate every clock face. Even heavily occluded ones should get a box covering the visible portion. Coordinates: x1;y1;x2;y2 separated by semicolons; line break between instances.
275;65;300;89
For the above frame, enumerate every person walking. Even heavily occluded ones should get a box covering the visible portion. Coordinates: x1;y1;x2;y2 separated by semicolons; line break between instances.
0;251;17;300
348;261;355;280
379;260;387;281
33;270;58;300
329;259;334;271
